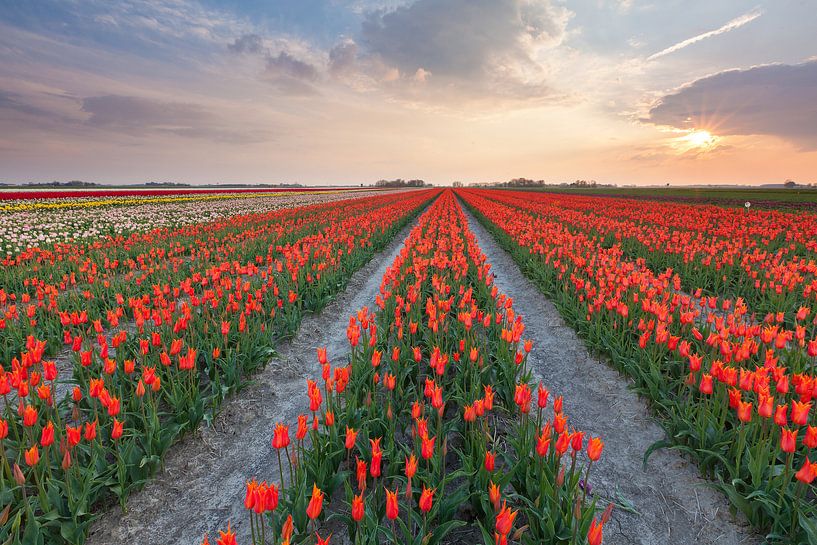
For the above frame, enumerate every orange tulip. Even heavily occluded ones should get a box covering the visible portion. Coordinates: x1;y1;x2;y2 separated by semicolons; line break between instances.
781;428;798;454
352;493;365;522
24;445;39;466
418;486;435;513
280;514;294;543
345;426;357;450
356;457;367;491
587;517;603;545
216;522;237;545
796;459;816;484
385;487;399;520
587;437;604;462
792;400;812;426
421;434;436;460
736;401;752;423
370;437;382;477
488;481;501;511
40;421;55;447
306;484;325;520
485;450;496;472
495;500;517;536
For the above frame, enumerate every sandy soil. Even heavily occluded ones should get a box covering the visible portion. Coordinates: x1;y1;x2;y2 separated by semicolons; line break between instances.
85;218;419;545
461;205;759;545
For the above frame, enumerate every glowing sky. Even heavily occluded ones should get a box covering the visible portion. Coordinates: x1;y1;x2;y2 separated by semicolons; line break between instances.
1;1;815;186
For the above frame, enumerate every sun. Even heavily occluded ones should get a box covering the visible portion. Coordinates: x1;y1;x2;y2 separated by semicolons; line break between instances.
681;129;718;149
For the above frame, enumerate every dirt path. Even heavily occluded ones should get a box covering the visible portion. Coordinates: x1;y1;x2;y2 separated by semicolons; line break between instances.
462;206;759;545
86;218;419;545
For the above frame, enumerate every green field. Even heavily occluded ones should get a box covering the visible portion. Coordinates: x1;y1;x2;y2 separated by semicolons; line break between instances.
504;185;817;209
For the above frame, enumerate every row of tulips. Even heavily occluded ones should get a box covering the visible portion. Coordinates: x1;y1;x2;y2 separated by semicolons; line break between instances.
207;190;610;545
459;188;817;543
497;189;817;324
0;189;386;260
0;190;436;544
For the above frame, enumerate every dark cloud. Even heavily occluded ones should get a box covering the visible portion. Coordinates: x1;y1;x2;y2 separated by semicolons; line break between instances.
228;33;265;55
359;0;569;99
328;39;358;78
263;51;320;95
0;91;58;119
648;60;817;149
81;94;265;143
265;51;319;81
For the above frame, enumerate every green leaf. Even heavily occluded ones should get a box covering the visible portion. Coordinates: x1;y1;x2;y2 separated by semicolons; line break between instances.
642;439;672;470
800;513;817;545
428;519;466;544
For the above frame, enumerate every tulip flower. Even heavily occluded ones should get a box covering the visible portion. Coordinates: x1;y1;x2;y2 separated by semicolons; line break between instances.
418;486;435;513
781;428;798;454
495;500;517;536
216;522;237;545
24;445;39;466
796;459;816;484
352;493;365;522
385;487;399;520
484;450;495;472
356;457;367;492
306;484;325;520
345;426;357;450
370;437;383;478
421;434;436;460
587;517;604;545
272;423;290;449
488;481;501;511
587;437;604;461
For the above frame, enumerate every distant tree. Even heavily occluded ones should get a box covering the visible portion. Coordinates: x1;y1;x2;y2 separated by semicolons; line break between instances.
375;178;426;188
784;179;797;188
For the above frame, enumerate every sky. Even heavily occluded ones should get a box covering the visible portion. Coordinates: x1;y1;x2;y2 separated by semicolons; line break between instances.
0;0;815;186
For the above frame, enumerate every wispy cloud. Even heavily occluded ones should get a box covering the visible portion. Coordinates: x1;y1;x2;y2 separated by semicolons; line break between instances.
646;7;762;61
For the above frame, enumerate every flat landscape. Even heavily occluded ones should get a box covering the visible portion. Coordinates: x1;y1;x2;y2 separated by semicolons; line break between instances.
2;2;815;544
2;186;816;545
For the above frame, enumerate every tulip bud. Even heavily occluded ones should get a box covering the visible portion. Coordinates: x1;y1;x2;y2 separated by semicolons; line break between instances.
13;463;25;486
62;449;72;470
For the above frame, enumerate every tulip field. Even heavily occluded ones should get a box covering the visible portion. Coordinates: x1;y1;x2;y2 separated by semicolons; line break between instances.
2;185;816;545
458;188;817;543
0;187;433;543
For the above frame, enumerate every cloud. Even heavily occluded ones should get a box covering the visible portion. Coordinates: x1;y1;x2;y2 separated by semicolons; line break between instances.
328;39;358;78
228;34;265;55
0;90;56;119
358;0;571;102
265;51;319;81
264;50;321;95
647;8;762;61
647;60;817;149
81;94;265;143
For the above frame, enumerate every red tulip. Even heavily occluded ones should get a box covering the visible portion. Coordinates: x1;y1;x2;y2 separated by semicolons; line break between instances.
306;484;325;520
587;436;604;462
587;517;603;545
385;487;399;520
796;459;816;484
24;445;39;466
495;500;517;536
485;450;495;472
352;493;365;522
418;486;435;513
781;428;798;454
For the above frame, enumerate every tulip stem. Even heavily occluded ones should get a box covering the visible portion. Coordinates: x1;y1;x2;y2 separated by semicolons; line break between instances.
276;448;286;488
